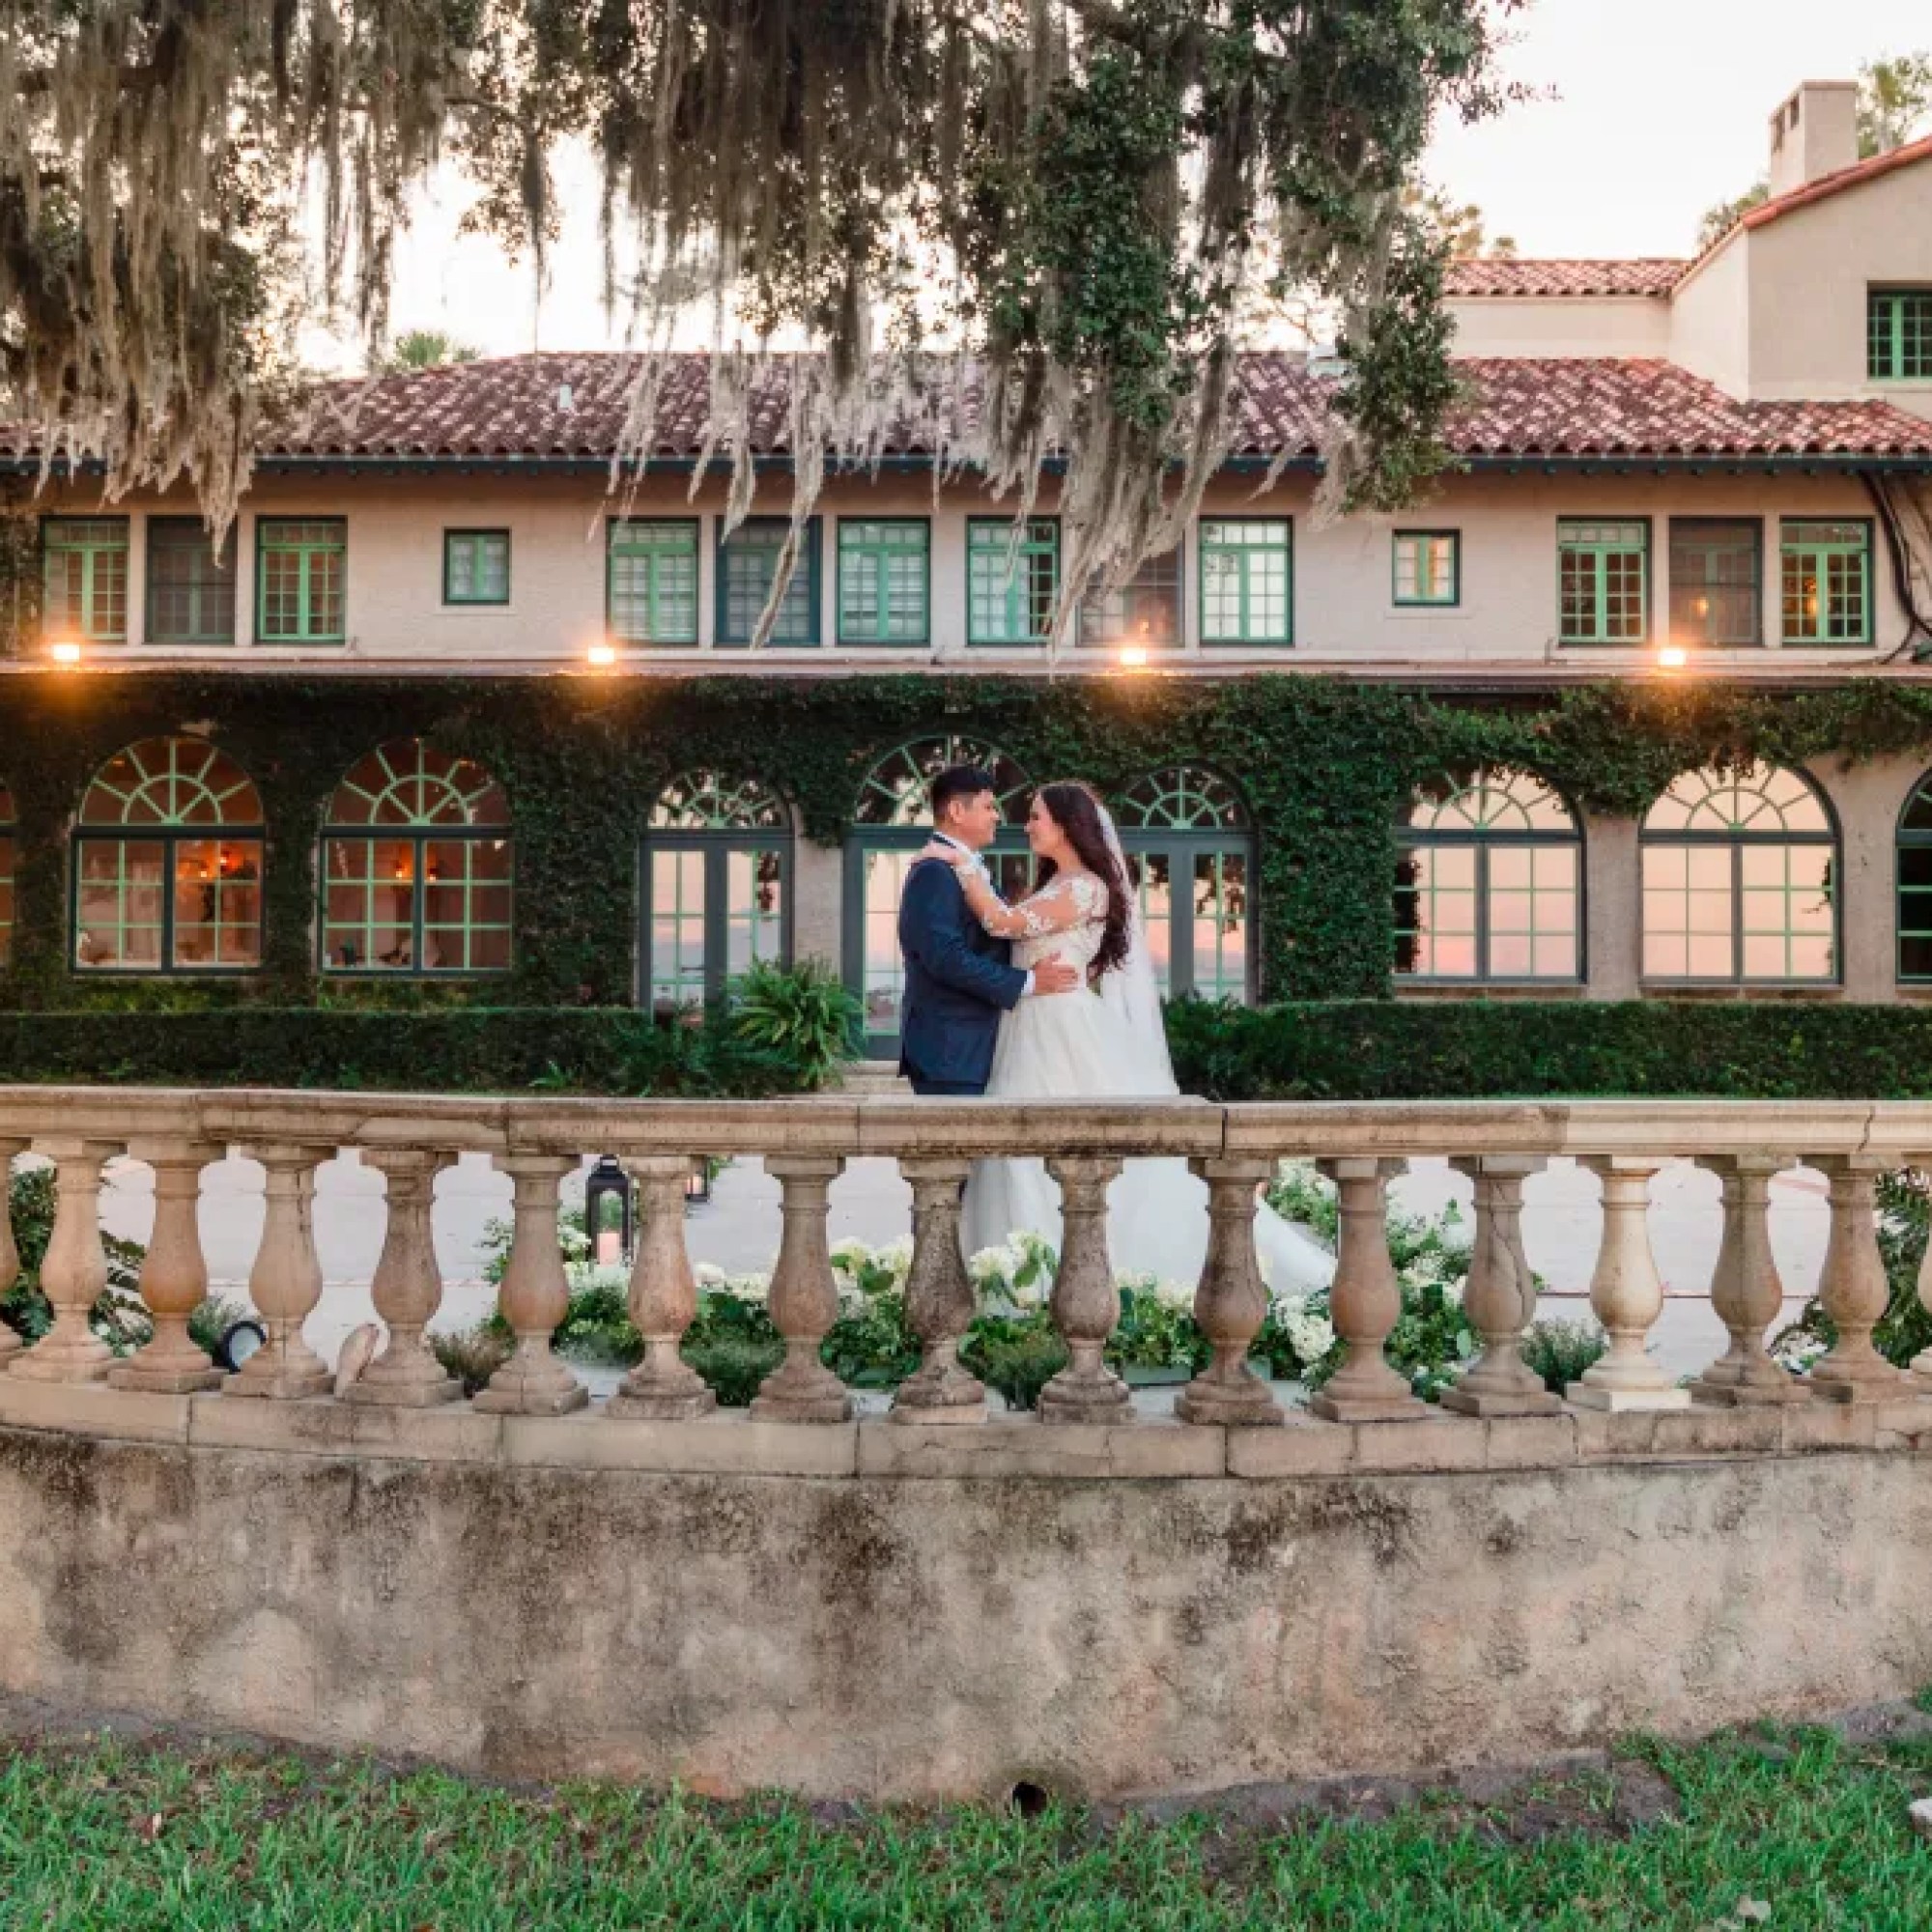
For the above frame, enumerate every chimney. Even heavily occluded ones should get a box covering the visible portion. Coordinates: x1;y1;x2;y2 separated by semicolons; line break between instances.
1767;81;1860;199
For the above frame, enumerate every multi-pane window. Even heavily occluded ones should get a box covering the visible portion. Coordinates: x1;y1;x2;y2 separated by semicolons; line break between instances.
1395;768;1581;981
1079;545;1183;649
1558;519;1649;643
717;516;820;646
443;530;510;606
846;734;1034;1055
967;519;1060;646
1199;519;1292;643
837;521;929;644
72;738;264;972
1669;520;1761;646
43;518;128;643
145;519;237;645
256;518;346;643
1114;768;1254;1001
0;784;14;970
644;774;791;1010
1868;289;1932;382
322;740;513;974
1393;531;1460;608
608;520;699;645
1780;520;1872;644
1895;771;1932;982
1640;763;1835;983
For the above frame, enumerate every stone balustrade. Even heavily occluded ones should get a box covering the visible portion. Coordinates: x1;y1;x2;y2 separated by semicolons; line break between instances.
1;1087;1931;1442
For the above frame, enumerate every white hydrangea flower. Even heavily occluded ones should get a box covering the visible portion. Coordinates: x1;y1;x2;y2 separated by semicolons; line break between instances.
693;1262;726;1289
829;1237;871;1272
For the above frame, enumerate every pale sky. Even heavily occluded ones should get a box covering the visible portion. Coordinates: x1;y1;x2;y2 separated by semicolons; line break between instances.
341;0;1932;368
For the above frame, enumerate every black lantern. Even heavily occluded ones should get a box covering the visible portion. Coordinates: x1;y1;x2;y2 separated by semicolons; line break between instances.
684;1156;712;1208
583;1154;635;1261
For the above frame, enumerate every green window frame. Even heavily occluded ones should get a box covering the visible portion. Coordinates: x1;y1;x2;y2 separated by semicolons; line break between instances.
1780;520;1873;645
716;517;821;647
42;517;129;643
1114;768;1255;1001
1199;518;1292;643
1895;768;1932;982
608;519;699;645
1867;288;1932;382
0;784;14;970
837;520;929;645
1392;530;1460;608
255;517;346;644
443;529;510;606
966;518;1060;647
1668;519;1762;647
1078;545;1183;649
1557;519;1649;644
144;517;237;645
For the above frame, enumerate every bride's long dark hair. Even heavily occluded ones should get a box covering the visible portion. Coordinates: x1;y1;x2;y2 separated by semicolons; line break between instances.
1035;781;1133;979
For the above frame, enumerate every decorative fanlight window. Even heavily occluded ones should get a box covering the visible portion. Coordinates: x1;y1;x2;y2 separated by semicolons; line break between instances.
1395;768;1582;981
845;734;1034;1055
1640;763;1834;983
72;738;264;972
643;773;792;1010
1113;768;1254;1000
322;740;513;973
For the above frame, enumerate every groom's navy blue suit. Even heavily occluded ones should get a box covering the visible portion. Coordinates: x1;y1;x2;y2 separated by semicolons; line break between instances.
896;855;1027;1094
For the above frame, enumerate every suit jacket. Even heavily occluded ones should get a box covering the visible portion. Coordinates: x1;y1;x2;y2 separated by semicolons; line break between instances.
896;856;1027;1090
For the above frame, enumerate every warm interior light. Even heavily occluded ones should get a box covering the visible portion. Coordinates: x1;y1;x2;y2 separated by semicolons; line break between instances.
587;641;618;668
1119;644;1151;669
48;640;81;667
1658;645;1690;669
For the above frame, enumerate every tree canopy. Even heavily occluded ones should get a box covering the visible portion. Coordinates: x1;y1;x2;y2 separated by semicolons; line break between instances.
0;0;1520;643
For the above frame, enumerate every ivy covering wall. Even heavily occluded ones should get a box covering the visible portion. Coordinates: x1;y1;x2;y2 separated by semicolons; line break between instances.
9;668;1932;1011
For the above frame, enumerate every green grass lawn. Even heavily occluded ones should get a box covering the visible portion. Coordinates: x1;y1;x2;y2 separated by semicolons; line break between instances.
2;1722;1930;1929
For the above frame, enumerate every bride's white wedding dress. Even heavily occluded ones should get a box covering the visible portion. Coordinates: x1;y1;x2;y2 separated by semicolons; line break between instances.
955;862;1334;1298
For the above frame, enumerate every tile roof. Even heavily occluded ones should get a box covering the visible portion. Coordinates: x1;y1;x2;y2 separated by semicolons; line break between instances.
1444;259;1688;298
1741;128;1932;234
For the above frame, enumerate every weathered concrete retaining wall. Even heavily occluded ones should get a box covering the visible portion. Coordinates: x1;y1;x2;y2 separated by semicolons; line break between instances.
3;1413;1930;1799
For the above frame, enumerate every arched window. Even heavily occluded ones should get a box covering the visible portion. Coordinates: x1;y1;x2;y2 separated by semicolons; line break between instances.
845;734;1034;1056
322;740;512;973
1897;771;1932;981
643;773;792;1010
1396;768;1582;981
1641;763;1835;983
73;738;264;972
0;784;13;969
1114;768;1254;1000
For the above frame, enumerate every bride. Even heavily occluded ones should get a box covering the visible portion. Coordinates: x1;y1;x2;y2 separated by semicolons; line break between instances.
922;780;1334;1296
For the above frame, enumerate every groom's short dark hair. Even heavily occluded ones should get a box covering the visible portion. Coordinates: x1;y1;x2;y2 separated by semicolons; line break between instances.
930;765;998;821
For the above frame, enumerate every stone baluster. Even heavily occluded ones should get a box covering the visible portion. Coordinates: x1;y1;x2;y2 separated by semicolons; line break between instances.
891;1158;985;1424
227;1145;334;1400
476;1154;587;1416
343;1149;459;1407
1441;1156;1560;1418
1809;1154;1910;1404
1175;1157;1282;1427
1569;1156;1690;1411
1691;1153;1809;1406
109;1139;224;1394
11;1139;120;1384
608;1155;716;1420
751;1156;853;1423
0;1139;26;1369
1310;1158;1428;1423
1038;1155;1131;1425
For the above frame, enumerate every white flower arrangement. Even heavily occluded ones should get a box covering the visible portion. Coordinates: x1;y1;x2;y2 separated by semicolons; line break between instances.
1274;1293;1336;1366
564;1260;634;1298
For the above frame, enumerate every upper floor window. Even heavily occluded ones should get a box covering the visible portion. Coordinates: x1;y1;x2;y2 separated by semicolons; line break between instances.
1393;531;1459;608
43;518;128;644
1670;520;1760;647
322;740;512;974
1199;518;1292;644
837;520;928;645
1868;288;1932;382
1114;768;1254;1000
968;518;1060;647
718;516;820;646
1640;763;1834;983
256;517;346;644
1895;769;1932;982
609;519;698;645
1558;519;1649;644
0;784;14;969
1395;767;1581;982
73;737;263;972
443;529;510;606
146;518;237;645
1780;520;1872;645
1080;546;1182;650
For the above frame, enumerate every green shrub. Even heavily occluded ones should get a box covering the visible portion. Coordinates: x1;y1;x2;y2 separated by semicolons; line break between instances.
961;1317;1066;1412
682;1333;786;1407
726;958;863;1092
1520;1318;1606;1394
432;1324;514;1396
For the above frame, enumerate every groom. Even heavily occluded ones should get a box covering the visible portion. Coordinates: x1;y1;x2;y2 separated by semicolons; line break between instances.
896;765;1077;1095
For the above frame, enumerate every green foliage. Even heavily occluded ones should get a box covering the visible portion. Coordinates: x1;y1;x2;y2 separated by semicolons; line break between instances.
0;1161;148;1351
727;958;863;1092
1520;1319;1608;1395
430;1325;513;1397
960;1317;1066;1412
1776;1166;1932;1371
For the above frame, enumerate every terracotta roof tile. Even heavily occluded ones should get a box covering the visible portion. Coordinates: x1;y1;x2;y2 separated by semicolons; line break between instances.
1444;259;1687;298
1741;128;1932;234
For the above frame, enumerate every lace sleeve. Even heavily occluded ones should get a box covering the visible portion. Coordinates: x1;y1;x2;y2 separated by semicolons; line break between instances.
1008;873;1107;939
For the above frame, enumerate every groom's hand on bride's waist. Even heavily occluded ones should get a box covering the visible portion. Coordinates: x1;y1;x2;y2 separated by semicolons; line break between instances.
1031;958;1080;995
